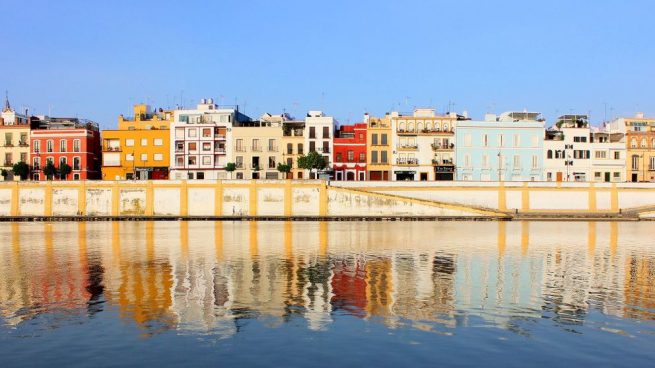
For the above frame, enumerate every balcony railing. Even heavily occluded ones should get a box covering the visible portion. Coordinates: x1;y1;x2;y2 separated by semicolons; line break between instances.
251;146;262;152
103;146;122;152
4;161;12;166
396;158;419;165
19;141;29;147
4;142;13;147
321;148;330;153
235;162;244;169
397;144;418;150
431;143;455;150
214;134;226;139
215;148;226;153
235;147;246;152
432;159;454;165
268;146;278;152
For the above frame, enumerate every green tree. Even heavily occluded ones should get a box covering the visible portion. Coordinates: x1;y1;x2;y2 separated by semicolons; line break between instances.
12;161;30;181
59;163;72;180
276;163;292;179
0;169;8;181
43;161;58;180
225;162;236;179
297;151;326;179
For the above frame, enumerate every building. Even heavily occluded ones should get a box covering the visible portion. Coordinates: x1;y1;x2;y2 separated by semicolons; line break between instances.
390;108;458;181
544;115;625;182
170;98;250;180
281;117;306;179
455;111;545;181
609;113;655;182
304;111;335;179
231;113;284;180
0;95;32;180
30;116;101;180
101;104;173;180
332;123;367;181
366;113;392;181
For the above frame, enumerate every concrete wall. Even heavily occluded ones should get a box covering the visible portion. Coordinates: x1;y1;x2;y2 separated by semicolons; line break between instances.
2;180;655;218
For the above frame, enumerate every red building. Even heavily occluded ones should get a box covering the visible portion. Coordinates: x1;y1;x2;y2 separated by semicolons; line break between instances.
30;117;101;181
333;123;367;181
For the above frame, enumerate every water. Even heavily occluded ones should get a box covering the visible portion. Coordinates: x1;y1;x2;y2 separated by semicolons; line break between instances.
0;221;654;367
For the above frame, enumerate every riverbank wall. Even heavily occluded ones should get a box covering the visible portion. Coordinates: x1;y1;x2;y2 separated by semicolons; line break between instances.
0;180;654;221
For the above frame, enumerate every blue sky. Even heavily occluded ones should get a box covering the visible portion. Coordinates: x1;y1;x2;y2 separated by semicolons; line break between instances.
2;0;654;128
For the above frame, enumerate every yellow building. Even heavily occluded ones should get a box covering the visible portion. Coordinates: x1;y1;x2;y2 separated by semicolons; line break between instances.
282;118;306;179
0;96;31;181
366;113;392;180
231;114;284;180
102;104;172;180
610;114;655;182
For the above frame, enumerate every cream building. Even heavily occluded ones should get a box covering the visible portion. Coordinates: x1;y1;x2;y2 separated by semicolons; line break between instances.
304;111;335;179
281;117;306;179
0;96;31;181
231;113;284;180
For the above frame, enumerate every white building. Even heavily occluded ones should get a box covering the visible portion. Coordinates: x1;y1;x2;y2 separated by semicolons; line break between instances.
304;111;335;179
544;115;625;182
170;98;250;180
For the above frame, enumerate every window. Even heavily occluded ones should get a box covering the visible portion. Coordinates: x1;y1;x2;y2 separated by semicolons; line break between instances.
236;172;243;179
513;134;520;147
59;157;67;166
252;139;261;151
60;140;67;152
632;155;639;170
464;154;471;168
73;140;80;152
73;157;81;170
287;143;293;154
381;151;388;163
336;153;342;162
202;156;211;165
154;138;163;146
47;140;53;152
464;134;472;147
322;141;329;153
359;153;365;162
236;156;244;168
154;153;163;161
125;139;134;147
175;128;185;139
498;154;505;169
513;155;521;168
297;143;303;154
531;136;539;147
631;138;637;148
641;139;648;148
126;153;134;161
176;141;184;152
236;139;244;151
614;151;620;160
650;157;655;170
73;173;80;181
188;129;197;138
323;126;330;138
532;155;538;169
347;151;354;162
34;140;40;153
268;139;276;151
268;156;276;168
188;156;197;165
309;127;316;138
595;151;607;159
482;154;489;168
482;134;488;147
371;151;378;163
381;134;388;145
141;138;148;146
202;128;212;137
547;150;553;159
175;156;183;166
287;158;292;166
33;157;41;170
498;134;504;147
188;142;197;151
309;141;316;152
140;153;148;161
202;142;211;151
197;172;205;180
547;172;552;181
187;172;194;180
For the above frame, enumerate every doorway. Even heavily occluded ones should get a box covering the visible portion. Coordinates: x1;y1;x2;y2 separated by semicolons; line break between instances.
420;172;428;181
556;172;563;182
632;173;638;182
604;172;610;182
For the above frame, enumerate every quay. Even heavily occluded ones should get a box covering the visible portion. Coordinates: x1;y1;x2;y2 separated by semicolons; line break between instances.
0;180;654;221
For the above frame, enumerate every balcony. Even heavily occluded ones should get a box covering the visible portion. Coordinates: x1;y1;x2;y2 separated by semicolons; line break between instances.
235;162;244;169
251;146;262;152
397;144;418;151
431;143;455;150
268;146;278;152
396;129;416;135
321;148;330;154
19;141;29;147
214;148;226;153
235;147;247;152
432;159;454;165
4;142;13;147
4;161;12;166
396;158;419;165
103;146;122;152
214;134;226;140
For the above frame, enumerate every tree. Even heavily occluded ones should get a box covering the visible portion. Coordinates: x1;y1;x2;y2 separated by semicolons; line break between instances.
225;162;236;179
0;169;8;181
276;163;292;179
43;162;58;180
12;161;30;181
59;163;72;180
297;151;327;179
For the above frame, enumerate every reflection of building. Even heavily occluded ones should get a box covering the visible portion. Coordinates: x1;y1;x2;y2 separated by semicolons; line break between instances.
624;256;655;320
331;258;367;317
102;104;173;180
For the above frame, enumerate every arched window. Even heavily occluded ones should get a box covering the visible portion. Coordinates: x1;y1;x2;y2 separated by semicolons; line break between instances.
426;122;432;131
444;123;450;131
641;138;647;148
631;138;637;148
547;150;553;159
417;122;423;132
408;122;415;132
398;122;406;132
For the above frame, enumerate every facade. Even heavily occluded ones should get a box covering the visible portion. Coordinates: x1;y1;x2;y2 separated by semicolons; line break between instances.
455;112;545;181
609;114;655;182
544;115;625;182
0;96;31;180
333;123;367;181
281;118;306;179
390;109;458;181
366;113;392;181
231;114;284;180
304;111;334;179
30;116;101;180
170;98;250;180
102;104;173;180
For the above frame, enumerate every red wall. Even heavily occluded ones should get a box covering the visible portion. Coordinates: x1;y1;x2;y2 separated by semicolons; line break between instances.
30;129;102;180
333;123;367;180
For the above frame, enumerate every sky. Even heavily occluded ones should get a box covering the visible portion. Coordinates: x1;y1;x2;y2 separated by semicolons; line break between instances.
2;0;654;128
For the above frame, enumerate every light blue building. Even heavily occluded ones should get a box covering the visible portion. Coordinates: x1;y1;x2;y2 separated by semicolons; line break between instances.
455;112;545;181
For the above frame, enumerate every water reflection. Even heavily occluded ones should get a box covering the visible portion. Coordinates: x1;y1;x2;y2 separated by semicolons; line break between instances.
1;221;655;338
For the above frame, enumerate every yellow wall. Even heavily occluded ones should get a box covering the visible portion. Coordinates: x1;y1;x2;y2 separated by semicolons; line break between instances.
0;126;31;180
231;126;283;180
625;118;655;182
367;116;392;180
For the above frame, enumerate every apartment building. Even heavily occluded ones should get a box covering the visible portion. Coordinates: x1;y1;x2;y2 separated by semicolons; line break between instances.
0;96;32;180
333;123;366;181
366;113;392;181
231;113;284;179
170;98;250;180
102;104;173;180
305;111;335;179
281;117;306;179
609;113;655;182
